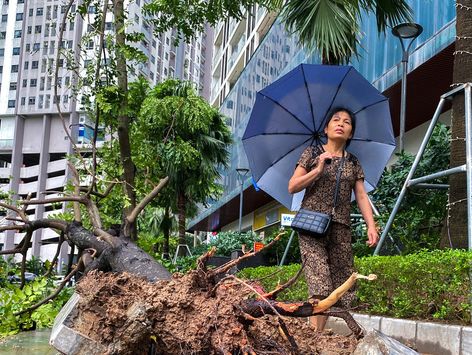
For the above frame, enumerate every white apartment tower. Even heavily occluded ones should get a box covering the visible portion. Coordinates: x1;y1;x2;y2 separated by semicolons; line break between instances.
0;0;213;267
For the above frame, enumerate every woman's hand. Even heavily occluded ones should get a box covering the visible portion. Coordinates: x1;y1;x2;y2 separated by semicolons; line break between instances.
366;225;379;247
288;152;333;194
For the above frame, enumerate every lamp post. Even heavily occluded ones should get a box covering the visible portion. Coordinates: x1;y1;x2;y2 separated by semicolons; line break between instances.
236;168;249;234
392;22;423;152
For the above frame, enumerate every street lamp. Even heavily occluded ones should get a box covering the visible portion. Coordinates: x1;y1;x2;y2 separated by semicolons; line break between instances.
236;168;250;234
392;22;423;152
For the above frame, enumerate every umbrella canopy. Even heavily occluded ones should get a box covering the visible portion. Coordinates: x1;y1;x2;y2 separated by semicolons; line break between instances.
242;64;396;211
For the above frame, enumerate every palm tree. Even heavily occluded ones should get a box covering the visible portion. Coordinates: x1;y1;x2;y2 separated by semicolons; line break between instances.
278;0;411;64
441;0;472;248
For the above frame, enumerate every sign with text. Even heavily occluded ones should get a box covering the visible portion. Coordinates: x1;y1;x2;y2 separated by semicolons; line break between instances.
281;213;295;226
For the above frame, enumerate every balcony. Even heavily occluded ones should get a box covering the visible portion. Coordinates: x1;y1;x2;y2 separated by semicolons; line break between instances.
0;139;13;149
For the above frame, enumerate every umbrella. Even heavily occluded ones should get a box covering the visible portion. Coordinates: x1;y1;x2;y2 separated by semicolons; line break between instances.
242;64;395;211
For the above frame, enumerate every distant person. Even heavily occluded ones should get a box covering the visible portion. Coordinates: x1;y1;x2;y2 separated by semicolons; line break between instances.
288;107;379;331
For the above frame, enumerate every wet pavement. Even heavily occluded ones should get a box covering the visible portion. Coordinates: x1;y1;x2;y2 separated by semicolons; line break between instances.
0;329;55;354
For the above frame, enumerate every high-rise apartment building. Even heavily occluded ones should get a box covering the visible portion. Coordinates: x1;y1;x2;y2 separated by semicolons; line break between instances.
0;0;213;266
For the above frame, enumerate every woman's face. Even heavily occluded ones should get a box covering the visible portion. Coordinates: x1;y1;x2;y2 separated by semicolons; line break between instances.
324;111;353;143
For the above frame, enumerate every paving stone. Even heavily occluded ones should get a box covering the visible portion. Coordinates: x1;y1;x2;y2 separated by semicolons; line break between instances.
416;322;461;355
380;317;417;348
461;326;472;355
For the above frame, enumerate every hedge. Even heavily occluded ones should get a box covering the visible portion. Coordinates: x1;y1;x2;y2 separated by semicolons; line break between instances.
237;249;472;324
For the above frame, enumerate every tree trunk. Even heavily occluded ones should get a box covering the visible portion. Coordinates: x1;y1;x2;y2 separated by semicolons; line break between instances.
113;0;137;240
67;221;171;282
162;206;171;259
177;192;187;255
441;0;472;248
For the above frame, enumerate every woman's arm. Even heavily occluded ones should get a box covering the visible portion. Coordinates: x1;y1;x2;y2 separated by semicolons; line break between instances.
288;152;332;194
354;179;379;247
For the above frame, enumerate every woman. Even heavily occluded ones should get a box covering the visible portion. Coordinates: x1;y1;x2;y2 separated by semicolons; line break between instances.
288;107;379;331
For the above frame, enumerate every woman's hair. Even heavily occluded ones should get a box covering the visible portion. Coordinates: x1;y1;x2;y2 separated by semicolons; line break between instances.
324;107;356;146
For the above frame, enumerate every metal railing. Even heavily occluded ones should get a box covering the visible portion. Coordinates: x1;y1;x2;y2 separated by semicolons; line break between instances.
374;83;472;254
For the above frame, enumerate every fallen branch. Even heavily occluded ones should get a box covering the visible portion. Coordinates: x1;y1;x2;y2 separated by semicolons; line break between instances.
211;231;285;276
126;176;169;224
261;263;305;300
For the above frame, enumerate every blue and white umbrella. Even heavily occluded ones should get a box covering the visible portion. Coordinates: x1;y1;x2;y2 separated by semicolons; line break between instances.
242;64;396;211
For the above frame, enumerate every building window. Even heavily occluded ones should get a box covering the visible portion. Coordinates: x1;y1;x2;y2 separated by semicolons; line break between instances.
21;97;25;105
0;49;4;56
1;15;7;22
14;30;21;38
33;43;40;51
36;7;43;16
12;47;20;55
17;0;23;3
27;26;32;34
65;76;70;86
40;77;45;90
16;13;23;21
3;0;8;4
87;5;96;13
32;61;39;69
11;65;18;73
9;82;17;90
43;42;48;55
134;14;139;24
7;100;15;108
35;25;41;34
24;61;29;70
63;94;68;103
38;95;43;109
30;79;37;87
69;21;74;31
0;32;5;39
105;22;113;31
86;40;94;50
25;43;30;51
22;79;27;87
0;66;3;73
45;94;50;108
28;97;35;105
29;8;33;16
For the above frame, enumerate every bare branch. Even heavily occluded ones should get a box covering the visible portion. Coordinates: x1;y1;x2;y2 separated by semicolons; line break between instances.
21;196;86;205
212;231;285;276
79;181;117;199
44;233;65;277
0;224;27;232
67;161;82;222
14;262;80;316
0;247;22;255
0;202;27;222
126;176;169;224
94;227;119;248
261;264;305;300
87;0;109;196
19;230;33;289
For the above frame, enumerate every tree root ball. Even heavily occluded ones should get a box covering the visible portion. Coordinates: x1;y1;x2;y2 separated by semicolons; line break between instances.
71;271;359;354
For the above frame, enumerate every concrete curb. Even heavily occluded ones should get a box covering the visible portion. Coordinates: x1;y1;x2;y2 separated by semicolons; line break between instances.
327;313;472;355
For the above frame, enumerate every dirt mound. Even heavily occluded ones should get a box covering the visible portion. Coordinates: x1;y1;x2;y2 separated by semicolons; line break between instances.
72;271;358;354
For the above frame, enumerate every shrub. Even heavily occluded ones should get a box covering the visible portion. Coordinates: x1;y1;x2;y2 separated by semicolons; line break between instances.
356;249;472;322
238;249;472;324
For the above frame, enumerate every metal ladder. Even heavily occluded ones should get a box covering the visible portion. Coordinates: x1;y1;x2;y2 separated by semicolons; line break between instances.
374;83;472;254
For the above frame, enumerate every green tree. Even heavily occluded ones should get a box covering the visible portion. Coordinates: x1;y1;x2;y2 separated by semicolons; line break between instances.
278;0;411;64
137;80;232;254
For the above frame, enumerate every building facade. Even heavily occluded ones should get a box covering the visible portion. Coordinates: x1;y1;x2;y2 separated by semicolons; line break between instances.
189;0;456;235
0;0;213;266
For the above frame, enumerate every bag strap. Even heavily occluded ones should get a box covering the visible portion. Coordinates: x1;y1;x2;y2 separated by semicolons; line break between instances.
331;151;345;215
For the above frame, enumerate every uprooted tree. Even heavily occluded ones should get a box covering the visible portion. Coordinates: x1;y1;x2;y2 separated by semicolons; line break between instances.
0;0;386;353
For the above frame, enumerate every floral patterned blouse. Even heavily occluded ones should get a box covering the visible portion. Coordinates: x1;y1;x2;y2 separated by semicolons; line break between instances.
296;145;365;226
